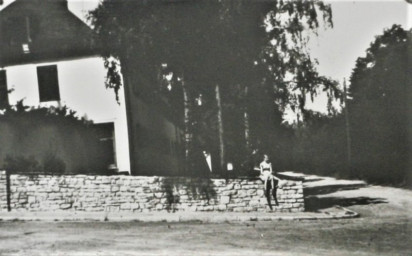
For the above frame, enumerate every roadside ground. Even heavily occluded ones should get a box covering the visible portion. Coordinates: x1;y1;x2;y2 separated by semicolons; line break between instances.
0;173;411;255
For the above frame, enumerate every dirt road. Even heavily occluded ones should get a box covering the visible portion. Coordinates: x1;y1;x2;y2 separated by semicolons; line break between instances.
0;176;411;255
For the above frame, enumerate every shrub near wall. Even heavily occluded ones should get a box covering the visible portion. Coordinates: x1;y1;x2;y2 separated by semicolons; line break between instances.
0;104;113;174
0;171;304;212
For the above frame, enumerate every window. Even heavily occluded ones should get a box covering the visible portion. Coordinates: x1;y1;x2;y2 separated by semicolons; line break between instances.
93;122;116;168
37;65;60;102
0;70;9;108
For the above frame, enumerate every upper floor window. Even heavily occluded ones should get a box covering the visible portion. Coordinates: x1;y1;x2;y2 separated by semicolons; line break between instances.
37;65;60;102
0;70;9;108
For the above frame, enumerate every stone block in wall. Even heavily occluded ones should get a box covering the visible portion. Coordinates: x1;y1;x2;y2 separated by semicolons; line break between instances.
60;203;72;209
232;198;249;204
220;195;230;204
215;205;227;211
236;190;249;198
111;186;120;192
223;183;234;190
85;206;105;212
249;199;260;207
18;198;28;204
154;192;164;198
258;198;267;204
16;186;27;192
233;183;242;190
212;179;226;186
242;185;260;189
221;190;237;196
28;196;36;204
203;205;214;211
228;202;246;208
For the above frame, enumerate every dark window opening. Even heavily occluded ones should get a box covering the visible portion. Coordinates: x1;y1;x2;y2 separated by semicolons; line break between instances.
0;70;9;108
93;122;116;169
37;65;60;102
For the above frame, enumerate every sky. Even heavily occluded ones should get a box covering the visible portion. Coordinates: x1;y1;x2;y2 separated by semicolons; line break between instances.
69;0;411;114
1;0;410;115
305;0;410;112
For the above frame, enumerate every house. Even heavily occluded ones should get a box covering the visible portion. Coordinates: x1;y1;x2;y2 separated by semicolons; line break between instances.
0;0;131;173
0;0;184;176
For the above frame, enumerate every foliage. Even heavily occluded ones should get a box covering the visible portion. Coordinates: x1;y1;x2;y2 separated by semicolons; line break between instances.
347;25;410;185
0;101;112;175
4;153;66;175
0;99;91;126
4;155;42;174
88;0;337;174
286;25;410;186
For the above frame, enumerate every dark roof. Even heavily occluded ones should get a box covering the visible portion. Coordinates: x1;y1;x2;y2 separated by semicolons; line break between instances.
0;0;99;67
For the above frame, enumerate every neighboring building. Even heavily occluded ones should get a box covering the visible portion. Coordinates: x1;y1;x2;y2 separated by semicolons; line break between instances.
123;71;184;176
0;0;131;173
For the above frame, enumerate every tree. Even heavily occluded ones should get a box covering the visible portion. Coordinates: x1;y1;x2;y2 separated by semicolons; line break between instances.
347;25;410;184
88;0;336;174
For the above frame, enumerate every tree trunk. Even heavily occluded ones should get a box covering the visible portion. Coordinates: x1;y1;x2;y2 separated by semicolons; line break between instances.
244;86;250;151
343;79;352;175
215;84;225;173
181;77;191;173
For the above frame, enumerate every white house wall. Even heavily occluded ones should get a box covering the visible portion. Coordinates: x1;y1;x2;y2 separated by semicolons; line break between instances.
2;57;130;173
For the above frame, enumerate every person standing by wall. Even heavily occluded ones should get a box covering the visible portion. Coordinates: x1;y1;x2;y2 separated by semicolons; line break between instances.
259;154;280;210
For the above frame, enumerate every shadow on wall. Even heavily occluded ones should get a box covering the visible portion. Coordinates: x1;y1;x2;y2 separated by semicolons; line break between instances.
160;177;217;212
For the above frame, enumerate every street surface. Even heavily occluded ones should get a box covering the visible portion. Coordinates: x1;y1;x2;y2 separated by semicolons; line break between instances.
0;174;411;256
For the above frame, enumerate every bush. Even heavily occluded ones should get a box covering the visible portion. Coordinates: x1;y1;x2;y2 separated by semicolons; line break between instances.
0;101;111;175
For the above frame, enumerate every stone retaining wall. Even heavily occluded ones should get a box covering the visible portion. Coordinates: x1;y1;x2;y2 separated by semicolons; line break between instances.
0;171;304;212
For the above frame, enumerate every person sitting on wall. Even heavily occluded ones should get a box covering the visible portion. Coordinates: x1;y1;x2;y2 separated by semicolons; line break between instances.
259;154;280;210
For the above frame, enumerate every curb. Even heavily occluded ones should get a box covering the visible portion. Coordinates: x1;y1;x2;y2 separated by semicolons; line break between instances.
0;206;359;223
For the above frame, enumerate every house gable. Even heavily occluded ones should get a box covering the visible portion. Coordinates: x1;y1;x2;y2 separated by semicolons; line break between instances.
0;0;99;67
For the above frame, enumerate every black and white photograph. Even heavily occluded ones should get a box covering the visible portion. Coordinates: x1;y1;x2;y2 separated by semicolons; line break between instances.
0;0;410;255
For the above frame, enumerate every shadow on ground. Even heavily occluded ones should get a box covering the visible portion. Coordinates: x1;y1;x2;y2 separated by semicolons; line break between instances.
304;183;367;196
305;196;387;212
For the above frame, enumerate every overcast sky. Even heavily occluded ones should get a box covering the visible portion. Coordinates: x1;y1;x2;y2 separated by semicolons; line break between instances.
1;0;410;114
64;0;411;81
68;0;411;113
